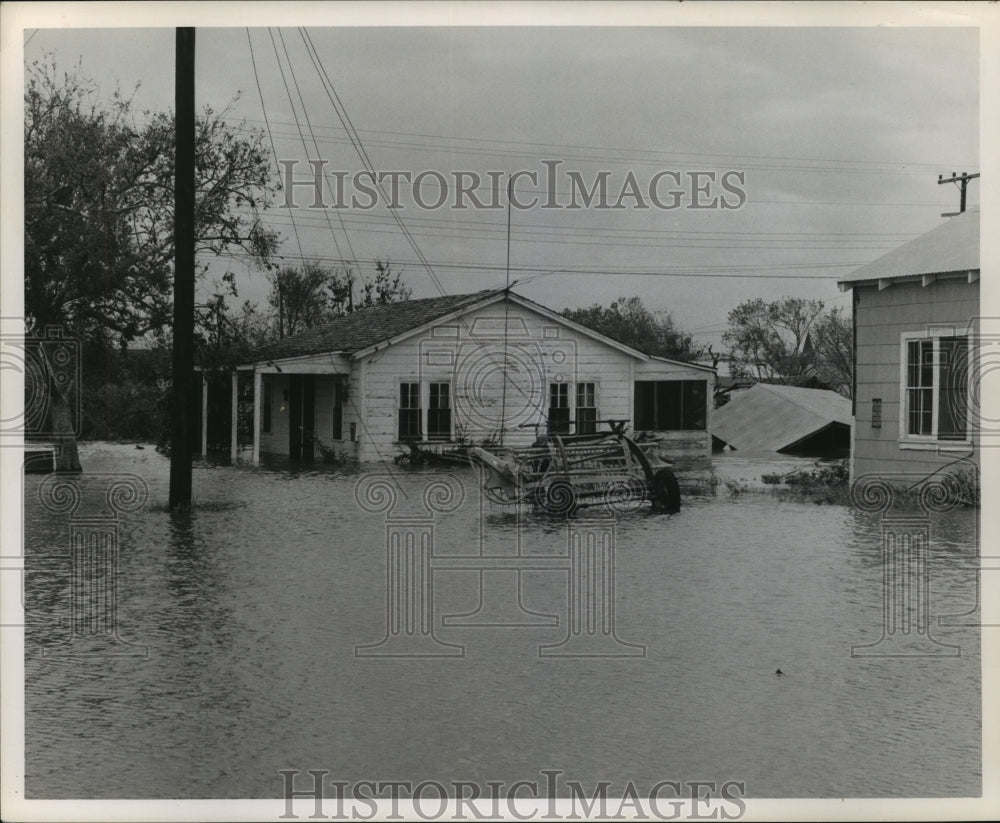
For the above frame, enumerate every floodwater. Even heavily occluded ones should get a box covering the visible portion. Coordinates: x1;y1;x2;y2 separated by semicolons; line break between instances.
23;444;980;799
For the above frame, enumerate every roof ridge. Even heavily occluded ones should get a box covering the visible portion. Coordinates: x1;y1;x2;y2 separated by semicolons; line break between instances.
244;287;507;363
757;383;829;420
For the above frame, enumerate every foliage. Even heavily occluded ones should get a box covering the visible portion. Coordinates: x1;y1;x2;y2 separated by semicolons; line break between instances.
723;297;853;397
761;460;849;488
268;261;352;337
24;57;279;466
810;307;853;398
78;345;171;442
562;296;702;361
947;468;980;507
267;259;412;338
723;297;825;384
358;260;412;308
25;56;278;346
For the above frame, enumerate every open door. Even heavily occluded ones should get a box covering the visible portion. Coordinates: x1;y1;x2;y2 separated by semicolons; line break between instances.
288;374;316;462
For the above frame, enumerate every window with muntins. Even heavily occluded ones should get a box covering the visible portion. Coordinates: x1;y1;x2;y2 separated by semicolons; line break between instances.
576;382;597;434
548;383;570;434
398;382;421;440
903;335;969;441
428;382;452;441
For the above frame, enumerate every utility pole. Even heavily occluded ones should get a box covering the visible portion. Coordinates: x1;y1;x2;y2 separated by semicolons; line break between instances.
169;27;196;510
938;171;979;217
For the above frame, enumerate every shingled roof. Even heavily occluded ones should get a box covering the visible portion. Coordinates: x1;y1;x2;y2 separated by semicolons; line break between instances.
247;289;501;363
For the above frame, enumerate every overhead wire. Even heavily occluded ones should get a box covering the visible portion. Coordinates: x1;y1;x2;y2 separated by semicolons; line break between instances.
275;27;360;286
246;28;305;263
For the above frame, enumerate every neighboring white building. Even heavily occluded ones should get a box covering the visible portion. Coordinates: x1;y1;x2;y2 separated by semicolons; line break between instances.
228;288;715;464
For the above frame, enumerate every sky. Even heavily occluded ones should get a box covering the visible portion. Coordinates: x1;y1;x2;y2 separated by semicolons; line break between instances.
18;11;982;351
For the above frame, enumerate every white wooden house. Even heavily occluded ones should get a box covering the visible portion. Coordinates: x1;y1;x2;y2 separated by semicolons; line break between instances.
223;288;715;464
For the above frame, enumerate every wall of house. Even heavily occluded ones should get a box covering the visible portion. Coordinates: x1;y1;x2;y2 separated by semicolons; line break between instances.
354;301;714;463
258;373;288;456
852;278;979;480
258;372;361;462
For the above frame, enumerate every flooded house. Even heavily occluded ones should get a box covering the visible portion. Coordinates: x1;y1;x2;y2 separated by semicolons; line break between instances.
837;207;979;480
711;383;851;457
224;288;715;465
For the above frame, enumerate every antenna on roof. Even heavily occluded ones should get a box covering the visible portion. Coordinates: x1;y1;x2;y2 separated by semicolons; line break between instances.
505;175;513;292
499;174;514;446
938;171;979;217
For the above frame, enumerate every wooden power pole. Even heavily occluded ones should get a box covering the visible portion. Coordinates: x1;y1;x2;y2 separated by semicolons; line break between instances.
938;171;979;217
169;27;196;510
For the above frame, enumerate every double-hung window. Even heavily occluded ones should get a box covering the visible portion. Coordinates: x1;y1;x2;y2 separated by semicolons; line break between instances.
398;382;421;440
548;383;570;435
427;382;452;441
902;334;970;443
576;382;597;434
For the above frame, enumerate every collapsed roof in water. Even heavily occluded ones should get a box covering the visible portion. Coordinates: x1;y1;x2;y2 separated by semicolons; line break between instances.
711;383;851;455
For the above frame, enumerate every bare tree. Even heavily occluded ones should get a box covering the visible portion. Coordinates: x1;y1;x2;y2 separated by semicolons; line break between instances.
723;297;825;384
812;307;853;398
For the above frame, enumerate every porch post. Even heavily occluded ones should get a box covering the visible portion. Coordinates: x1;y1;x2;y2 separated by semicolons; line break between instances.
200;373;208;456
252;368;261;466
230;370;239;463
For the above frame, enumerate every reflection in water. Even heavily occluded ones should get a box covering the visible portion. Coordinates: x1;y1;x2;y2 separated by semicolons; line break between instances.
23;444;980;799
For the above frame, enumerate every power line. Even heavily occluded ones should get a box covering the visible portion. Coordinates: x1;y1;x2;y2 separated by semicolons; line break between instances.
241;213;901;252
227;205;924;238
246;28;305;262
205;250;867;278
299;27;444;296
217;114;974;174
271;28;352;271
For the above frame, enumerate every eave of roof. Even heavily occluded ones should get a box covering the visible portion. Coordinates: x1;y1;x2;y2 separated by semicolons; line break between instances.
240;287;718;371
837;207;979;288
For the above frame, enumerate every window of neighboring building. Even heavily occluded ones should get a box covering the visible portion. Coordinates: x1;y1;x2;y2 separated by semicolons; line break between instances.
634;380;708;431
398;382;421;440
332;379;344;440
902;334;970;442
549;382;570;435
262;377;272;434
576;382;597;434
428;382;452;441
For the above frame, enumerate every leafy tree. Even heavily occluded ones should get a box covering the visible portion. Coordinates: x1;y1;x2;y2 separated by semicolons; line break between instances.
562;296;701;361
24;57;278;468
811;306;853;398
267;261;351;337
358;260;412;308
723;297;825;384
267;259;412;337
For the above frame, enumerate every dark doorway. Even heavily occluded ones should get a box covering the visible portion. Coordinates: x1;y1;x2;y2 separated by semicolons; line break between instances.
288;374;316;461
203;372;234;454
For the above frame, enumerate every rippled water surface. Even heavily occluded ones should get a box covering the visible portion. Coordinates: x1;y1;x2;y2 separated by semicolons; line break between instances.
23;444;980;798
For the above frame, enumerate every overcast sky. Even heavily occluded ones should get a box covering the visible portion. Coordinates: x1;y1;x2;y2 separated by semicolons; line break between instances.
21;16;980;349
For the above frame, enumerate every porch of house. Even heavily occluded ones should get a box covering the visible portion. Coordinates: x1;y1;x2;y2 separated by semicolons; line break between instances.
194;361;352;465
